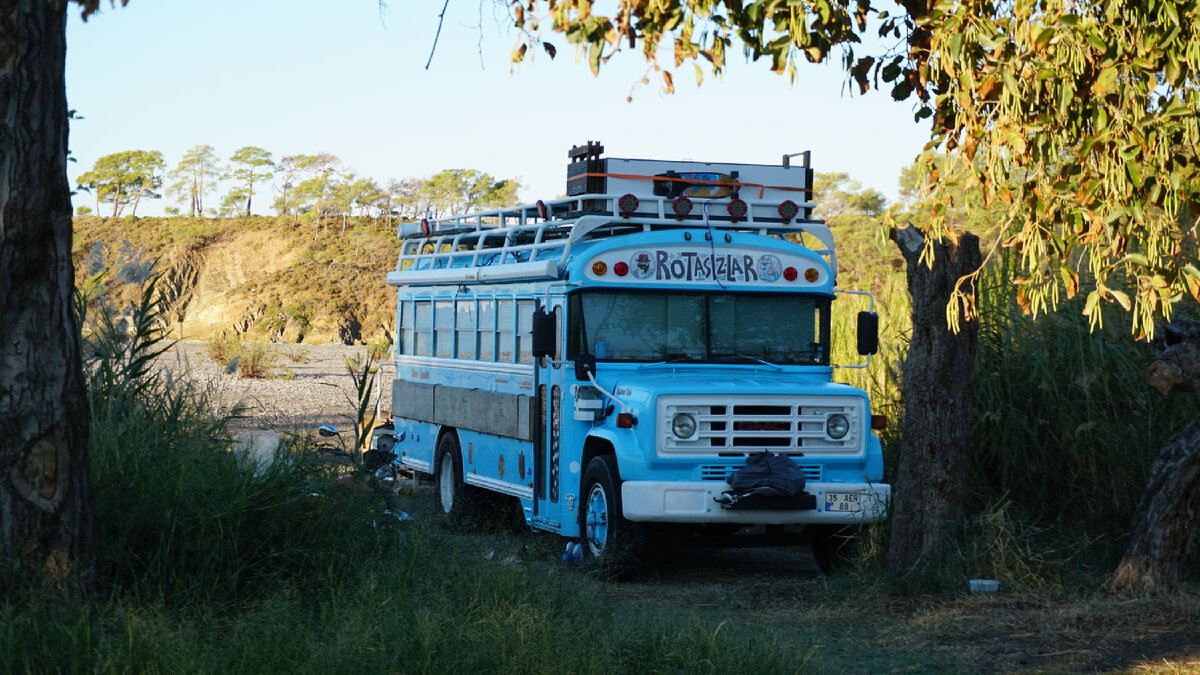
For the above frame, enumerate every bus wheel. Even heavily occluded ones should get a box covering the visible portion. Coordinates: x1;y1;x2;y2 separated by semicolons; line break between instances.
434;433;475;527
808;524;853;573
579;455;644;577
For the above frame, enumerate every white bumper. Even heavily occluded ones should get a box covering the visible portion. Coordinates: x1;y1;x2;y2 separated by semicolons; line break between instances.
621;481;890;525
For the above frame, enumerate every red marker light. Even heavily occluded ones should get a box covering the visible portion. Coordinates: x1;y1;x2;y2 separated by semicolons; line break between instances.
783;267;798;281
616;412;636;428
614;261;629;276
871;415;887;430
592;261;608;275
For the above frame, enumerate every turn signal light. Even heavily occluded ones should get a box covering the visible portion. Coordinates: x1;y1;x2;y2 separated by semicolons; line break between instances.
871;415;887;430
805;268;820;282
592;261;607;275
616;412;636;428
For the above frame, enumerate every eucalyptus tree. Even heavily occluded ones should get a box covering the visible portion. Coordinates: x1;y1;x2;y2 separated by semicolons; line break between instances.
227;146;273;216
168;144;223;217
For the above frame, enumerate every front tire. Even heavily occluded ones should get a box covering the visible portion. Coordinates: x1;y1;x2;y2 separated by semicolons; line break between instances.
809;524;853;573
579;455;644;577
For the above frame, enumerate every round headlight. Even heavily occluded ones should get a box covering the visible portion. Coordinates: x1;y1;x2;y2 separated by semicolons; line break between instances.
671;413;698;439
826;413;850;440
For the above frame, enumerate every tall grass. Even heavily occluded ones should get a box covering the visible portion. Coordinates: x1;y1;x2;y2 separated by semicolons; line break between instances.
971;260;1199;528
2;269;816;672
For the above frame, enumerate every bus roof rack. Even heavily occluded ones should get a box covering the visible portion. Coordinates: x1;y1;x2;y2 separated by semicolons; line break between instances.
390;149;837;285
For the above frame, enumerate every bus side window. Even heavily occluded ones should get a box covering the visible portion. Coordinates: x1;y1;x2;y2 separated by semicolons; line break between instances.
398;300;413;356
478;298;496;361
456;299;476;360
517;299;535;364
497;299;515;363
414;300;432;356
435;300;454;358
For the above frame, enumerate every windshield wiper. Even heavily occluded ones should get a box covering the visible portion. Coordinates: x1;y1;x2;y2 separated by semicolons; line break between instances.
710;353;781;370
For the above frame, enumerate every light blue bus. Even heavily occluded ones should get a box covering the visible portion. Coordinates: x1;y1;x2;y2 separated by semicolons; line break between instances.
381;144;889;572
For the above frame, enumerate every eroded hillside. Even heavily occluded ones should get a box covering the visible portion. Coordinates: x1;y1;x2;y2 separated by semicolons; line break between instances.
73;216;402;344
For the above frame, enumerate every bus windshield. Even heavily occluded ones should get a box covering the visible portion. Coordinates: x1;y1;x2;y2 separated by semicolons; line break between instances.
568;290;830;366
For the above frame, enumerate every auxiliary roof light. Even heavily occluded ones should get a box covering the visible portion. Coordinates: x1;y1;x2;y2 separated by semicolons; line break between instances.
614;261;629;277
727;198;748;222
618;193;639;217
592;261;608;276
778;200;799;222
783;267;798;281
672;196;693;219
536;200;548;220
420;218;430;236
805;268;820;282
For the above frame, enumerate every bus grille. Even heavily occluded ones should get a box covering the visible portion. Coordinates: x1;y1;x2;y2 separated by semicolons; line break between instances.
701;463;822;482
660;395;863;455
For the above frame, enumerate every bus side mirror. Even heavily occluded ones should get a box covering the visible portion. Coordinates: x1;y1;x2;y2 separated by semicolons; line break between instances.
575;354;596;381
532;309;555;359
857;311;879;356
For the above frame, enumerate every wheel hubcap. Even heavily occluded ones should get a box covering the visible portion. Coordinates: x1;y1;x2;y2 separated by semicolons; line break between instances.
585;483;609;557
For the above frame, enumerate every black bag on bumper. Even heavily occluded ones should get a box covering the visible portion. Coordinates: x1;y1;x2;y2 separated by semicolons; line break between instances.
716;452;816;510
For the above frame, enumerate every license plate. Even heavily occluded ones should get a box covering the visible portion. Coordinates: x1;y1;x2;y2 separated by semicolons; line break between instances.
825;492;861;512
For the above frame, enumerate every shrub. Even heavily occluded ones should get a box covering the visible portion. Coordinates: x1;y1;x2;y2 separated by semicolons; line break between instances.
236;342;280;379
204;333;240;367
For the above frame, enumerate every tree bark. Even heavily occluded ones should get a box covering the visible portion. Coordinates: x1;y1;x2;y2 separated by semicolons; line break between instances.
1110;320;1200;593
0;2;99;591
886;226;981;572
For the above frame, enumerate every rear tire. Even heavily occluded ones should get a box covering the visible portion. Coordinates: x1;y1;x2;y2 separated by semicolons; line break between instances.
579;455;645;577
434;432;478;529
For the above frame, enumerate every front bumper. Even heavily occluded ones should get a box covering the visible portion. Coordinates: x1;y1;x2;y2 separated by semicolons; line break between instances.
622;481;890;525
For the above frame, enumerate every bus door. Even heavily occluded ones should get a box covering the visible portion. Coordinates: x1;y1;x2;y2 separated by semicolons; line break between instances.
532;299;569;532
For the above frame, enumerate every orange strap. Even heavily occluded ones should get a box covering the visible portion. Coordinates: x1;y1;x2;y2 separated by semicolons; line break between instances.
573;171;812;199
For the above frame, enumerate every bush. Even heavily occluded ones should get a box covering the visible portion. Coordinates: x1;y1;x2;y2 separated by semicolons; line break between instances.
204;332;240;367
236;342;280;379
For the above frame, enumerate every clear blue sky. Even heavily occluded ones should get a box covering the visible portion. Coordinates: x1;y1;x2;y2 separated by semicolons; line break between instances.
65;1;931;217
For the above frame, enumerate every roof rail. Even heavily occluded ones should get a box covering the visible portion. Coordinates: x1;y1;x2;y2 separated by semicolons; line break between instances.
388;193;837;286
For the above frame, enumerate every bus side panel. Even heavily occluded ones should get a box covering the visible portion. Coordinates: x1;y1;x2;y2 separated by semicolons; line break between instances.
392;417;438;474
457;429;536;500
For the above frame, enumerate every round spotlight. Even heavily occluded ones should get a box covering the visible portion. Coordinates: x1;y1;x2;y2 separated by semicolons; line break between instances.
727;198;748;221
618;193;639;216
672;196;693;218
778;200;799;222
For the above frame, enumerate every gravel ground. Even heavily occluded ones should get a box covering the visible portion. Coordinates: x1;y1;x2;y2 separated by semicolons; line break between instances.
160;341;393;435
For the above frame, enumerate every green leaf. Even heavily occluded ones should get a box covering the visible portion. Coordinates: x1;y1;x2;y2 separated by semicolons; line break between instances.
1110;289;1132;311
1092;67;1118;95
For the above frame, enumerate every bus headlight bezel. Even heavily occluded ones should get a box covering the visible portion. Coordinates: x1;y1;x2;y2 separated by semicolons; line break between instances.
671;412;698;440
825;413;850;440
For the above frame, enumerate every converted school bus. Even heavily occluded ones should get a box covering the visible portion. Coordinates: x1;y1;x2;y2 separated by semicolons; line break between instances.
378;143;890;572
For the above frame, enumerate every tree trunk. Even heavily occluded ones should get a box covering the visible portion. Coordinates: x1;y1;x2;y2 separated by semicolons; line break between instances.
886;226;981;572
1110;320;1200;593
0;2;99;591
